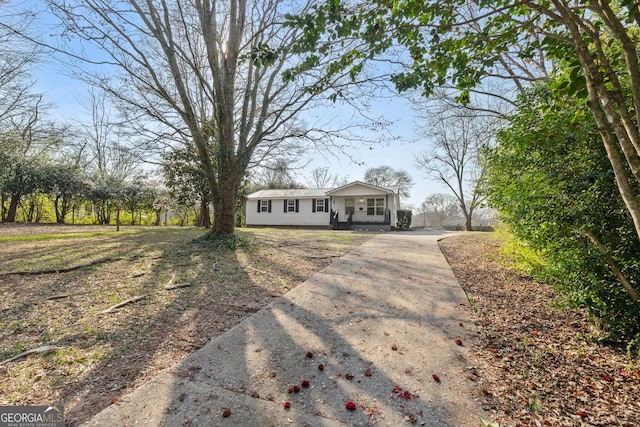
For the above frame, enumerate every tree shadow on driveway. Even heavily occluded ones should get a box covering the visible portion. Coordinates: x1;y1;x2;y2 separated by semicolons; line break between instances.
84;232;487;426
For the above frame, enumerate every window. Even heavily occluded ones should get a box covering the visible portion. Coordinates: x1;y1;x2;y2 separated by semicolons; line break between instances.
283;199;299;213
367;198;385;215
316;199;325;212
257;200;271;213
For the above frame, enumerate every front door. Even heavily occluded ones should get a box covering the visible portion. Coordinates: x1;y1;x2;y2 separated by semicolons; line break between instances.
345;198;354;217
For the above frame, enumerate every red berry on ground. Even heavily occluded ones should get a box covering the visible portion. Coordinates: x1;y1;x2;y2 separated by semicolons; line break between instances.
345;401;356;410
432;374;441;383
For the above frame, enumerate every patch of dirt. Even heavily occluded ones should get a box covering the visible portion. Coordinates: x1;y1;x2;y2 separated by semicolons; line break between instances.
439;233;640;427
0;225;373;426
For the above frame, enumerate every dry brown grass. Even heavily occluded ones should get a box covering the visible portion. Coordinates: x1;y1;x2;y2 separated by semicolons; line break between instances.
0;224;373;426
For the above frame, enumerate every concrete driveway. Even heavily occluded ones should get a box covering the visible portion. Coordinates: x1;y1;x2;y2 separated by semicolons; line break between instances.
83;231;487;426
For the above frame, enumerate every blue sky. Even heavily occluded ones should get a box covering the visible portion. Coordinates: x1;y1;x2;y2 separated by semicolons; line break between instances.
26;3;448;209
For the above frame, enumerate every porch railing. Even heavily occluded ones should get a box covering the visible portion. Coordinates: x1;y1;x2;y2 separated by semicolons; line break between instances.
350;209;391;224
331;209;391;228
330;209;339;229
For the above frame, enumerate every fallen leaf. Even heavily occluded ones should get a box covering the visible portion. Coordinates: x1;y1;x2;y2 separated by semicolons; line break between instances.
221;408;231;417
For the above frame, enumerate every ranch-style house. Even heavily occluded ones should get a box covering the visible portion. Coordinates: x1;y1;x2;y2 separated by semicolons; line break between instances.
246;181;401;230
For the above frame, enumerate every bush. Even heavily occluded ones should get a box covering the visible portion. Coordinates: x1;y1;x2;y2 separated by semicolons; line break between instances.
396;209;412;230
485;84;640;343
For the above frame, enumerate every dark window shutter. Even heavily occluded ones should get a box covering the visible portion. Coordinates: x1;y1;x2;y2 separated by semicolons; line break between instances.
268;200;272;213
284;199;287;213
312;199;316;212
295;199;299;212
325;198;329;211
257;200;260;213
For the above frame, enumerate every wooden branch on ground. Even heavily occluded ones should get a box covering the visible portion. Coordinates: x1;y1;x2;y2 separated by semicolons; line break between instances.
223;303;261;313
99;295;146;314
3;254;164;278
43;294;71;301
164;282;193;290
4;257;117;277
0;345;63;366
304;255;341;259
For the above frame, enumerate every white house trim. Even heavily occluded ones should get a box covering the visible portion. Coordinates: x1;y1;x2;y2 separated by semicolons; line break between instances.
246;181;401;229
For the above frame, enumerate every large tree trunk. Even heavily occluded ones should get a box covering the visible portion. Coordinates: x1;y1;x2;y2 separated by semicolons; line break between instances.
211;183;235;236
198;199;211;228
555;1;640;243
463;212;473;231
54;197;65;224
5;193;20;222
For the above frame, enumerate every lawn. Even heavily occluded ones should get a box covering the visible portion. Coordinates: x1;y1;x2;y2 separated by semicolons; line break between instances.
0;224;373;426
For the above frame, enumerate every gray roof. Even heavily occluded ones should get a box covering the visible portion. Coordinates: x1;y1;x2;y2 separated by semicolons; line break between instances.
247;188;331;199
325;180;398;195
247;181;400;200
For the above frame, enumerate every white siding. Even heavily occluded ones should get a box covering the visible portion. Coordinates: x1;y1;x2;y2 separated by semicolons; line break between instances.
328;183;390;197
331;194;398;225
246;198;331;227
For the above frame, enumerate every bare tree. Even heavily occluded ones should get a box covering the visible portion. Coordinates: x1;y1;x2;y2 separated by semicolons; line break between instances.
0;1;42;125
0;1;48;222
414;107;495;231
79;90;138;182
306;166;348;189
72;90;140;224
419;193;459;230
0;97;60;222
251;159;303;190
46;0;380;237
363;165;413;199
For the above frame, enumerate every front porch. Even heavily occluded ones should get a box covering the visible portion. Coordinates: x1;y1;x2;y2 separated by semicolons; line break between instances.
330;209;392;230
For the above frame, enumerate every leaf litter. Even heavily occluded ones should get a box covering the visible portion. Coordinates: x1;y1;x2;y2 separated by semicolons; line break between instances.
439;233;640;427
